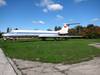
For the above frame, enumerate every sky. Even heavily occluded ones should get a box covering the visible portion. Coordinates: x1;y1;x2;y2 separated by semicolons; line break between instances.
0;0;100;32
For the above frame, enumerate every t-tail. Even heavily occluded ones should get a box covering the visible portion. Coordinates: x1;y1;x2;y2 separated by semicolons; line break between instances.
58;23;69;35
58;23;80;35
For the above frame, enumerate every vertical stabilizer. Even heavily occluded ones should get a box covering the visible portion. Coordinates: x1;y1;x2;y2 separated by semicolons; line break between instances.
58;24;69;34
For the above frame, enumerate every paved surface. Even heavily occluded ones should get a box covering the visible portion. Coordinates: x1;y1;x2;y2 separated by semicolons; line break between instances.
13;57;100;75
89;43;100;48
0;48;16;75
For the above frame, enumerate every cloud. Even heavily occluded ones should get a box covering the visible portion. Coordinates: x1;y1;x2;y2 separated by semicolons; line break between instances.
56;15;64;20
32;20;45;25
91;18;100;22
0;0;6;7
40;0;54;7
74;0;87;3
43;8;48;13
48;4;63;11
68;19;75;22
36;0;63;12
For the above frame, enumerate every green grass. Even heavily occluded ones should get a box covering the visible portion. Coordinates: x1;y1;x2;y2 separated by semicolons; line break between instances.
0;39;100;64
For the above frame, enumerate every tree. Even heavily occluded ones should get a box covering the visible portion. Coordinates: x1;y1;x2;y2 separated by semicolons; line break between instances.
0;33;2;38
87;24;94;28
14;28;18;30
68;29;77;35
47;29;52;31
68;24;100;38
7;27;10;33
54;26;61;31
7;27;12;33
54;26;58;31
80;24;100;38
75;25;83;35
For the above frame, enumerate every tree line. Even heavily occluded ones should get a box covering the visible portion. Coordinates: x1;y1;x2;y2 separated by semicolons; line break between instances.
69;24;100;38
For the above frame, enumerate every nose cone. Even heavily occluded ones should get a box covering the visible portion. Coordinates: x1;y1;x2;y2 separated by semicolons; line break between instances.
2;33;7;37
2;34;4;36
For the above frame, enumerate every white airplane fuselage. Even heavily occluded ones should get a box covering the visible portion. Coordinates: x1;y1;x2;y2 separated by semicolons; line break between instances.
3;30;60;37
2;23;82;40
2;24;69;40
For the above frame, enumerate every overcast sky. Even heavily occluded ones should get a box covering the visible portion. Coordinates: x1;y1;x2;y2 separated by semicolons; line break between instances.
0;0;100;32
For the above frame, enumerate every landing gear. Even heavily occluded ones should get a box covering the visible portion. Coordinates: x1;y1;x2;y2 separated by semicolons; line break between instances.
58;33;67;36
40;37;46;41
54;37;68;41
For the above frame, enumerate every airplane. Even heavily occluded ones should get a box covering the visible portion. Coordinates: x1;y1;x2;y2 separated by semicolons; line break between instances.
2;23;82;40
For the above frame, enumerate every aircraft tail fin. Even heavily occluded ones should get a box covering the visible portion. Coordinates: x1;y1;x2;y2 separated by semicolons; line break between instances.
58;24;69;34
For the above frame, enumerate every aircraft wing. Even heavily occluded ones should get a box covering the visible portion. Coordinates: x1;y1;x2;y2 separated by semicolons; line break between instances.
39;35;82;38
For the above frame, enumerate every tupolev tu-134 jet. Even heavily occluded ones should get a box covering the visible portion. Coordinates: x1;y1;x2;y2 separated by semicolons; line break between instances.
2;23;82;40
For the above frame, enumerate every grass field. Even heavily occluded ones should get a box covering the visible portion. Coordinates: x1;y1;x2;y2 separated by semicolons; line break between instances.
0;39;100;64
